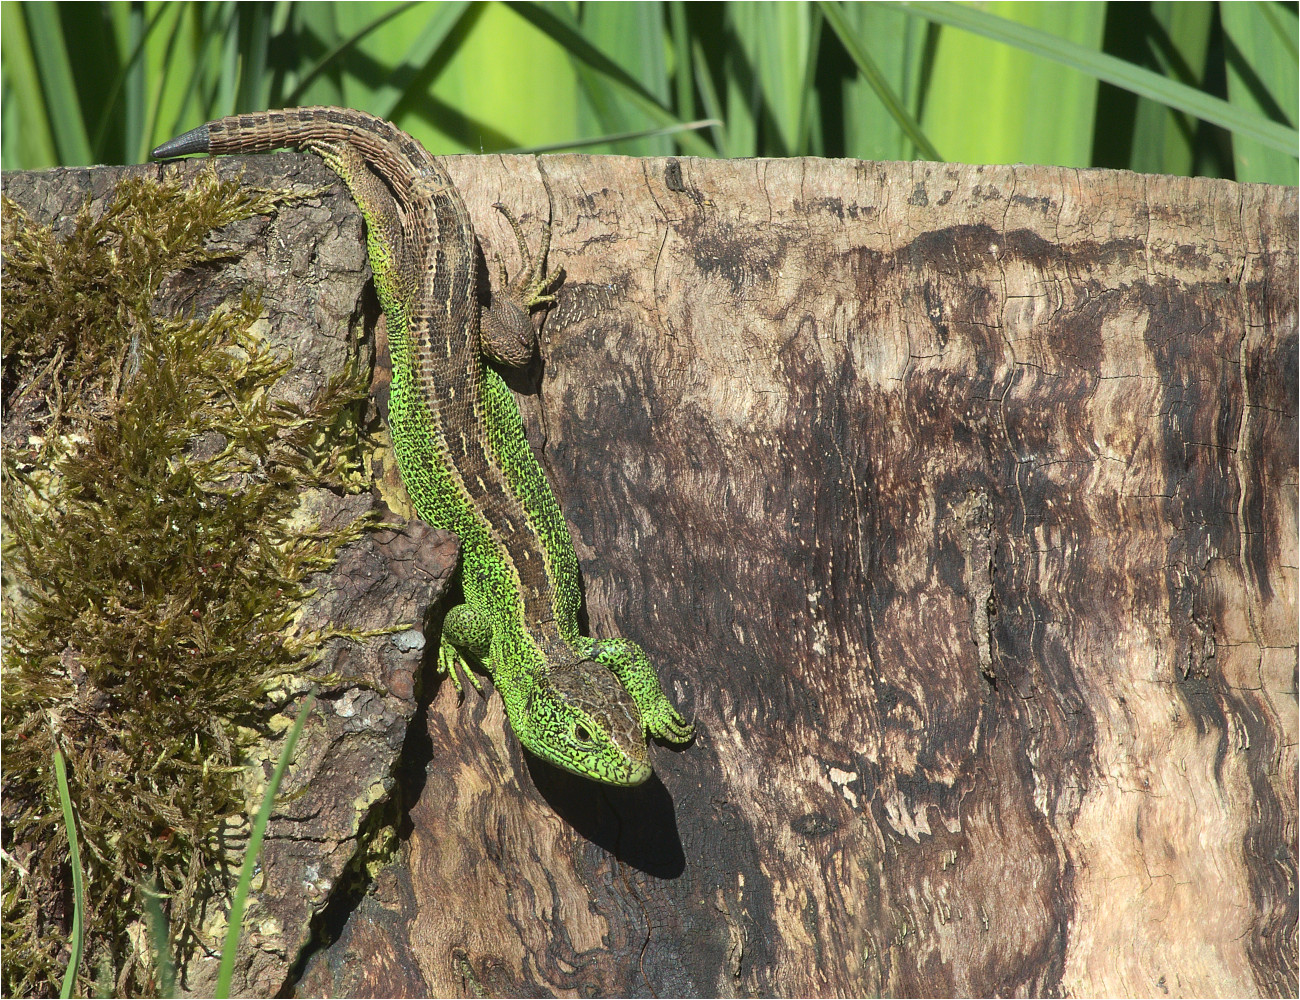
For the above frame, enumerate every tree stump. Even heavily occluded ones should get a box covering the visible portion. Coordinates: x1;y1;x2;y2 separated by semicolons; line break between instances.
4;154;1294;998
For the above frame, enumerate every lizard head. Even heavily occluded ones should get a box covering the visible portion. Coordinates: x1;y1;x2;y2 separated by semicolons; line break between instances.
512;657;653;786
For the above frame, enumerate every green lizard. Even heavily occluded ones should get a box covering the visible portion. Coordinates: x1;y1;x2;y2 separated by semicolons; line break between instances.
153;108;691;785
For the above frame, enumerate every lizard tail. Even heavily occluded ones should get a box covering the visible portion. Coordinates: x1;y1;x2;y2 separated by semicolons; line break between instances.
151;124;210;159
151;107;436;190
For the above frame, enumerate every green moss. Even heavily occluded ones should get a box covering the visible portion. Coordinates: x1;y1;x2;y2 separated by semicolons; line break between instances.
1;169;369;997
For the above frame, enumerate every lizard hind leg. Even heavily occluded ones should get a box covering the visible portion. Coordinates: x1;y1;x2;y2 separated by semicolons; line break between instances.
302;138;410;305
479;204;566;367
437;637;481;698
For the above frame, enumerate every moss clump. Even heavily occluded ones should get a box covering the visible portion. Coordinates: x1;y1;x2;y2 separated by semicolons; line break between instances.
1;170;369;997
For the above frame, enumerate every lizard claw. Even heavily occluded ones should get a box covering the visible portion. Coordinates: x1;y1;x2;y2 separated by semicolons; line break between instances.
647;705;695;744
438;638;485;698
492;202;564;312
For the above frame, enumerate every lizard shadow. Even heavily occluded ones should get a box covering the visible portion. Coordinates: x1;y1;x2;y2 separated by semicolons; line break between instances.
525;752;688;880
411;590;688;883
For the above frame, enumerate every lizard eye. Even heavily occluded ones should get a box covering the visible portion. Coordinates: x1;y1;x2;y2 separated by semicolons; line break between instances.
573;724;592;744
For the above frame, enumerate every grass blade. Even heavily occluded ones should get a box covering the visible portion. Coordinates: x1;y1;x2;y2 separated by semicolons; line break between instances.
1257;0;1298;64
215;692;316;999
90;2;170;158
214;5;242;118
892;0;1298;156
927;2;1106;168
374;1;474;121
720;3;760;157
669;2;695;123
507;0;664;113
748;1;815;156
164;2;237;139
142;881;177;999
136;3;188;164
1222;1;1298;183
504;0;715;156
285;0;422;106
794;6;823;156
691;36;727;153
120;1;147;165
53;747;85;1000
23;2;93;165
572;1;673;155
820;0;941;160
235;1;273;114
0;1;58;168
1131;3;1214;176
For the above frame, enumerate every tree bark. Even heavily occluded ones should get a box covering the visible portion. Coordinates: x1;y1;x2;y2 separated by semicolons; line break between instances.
4;154;1295;998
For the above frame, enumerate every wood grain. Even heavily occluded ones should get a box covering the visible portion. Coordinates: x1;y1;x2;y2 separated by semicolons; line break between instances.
436;155;1297;999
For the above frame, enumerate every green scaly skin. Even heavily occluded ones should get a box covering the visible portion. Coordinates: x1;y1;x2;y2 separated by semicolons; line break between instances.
152;108;692;785
473;216;693;743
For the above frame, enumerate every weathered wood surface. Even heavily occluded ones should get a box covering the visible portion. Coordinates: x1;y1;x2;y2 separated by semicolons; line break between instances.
7;154;1296;998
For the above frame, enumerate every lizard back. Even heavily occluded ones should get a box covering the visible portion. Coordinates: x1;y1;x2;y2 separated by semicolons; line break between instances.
164;108;563;632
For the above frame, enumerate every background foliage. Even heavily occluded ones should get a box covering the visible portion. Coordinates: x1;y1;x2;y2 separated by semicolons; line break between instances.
1;0;1296;184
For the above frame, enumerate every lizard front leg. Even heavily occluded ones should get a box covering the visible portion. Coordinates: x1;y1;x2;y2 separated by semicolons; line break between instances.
438;603;490;695
585;637;695;743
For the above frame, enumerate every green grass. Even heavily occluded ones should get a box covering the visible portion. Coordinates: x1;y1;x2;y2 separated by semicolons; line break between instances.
51;749;84;1000
1;1;1294;181
216;692;316;998
54;695;318;999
